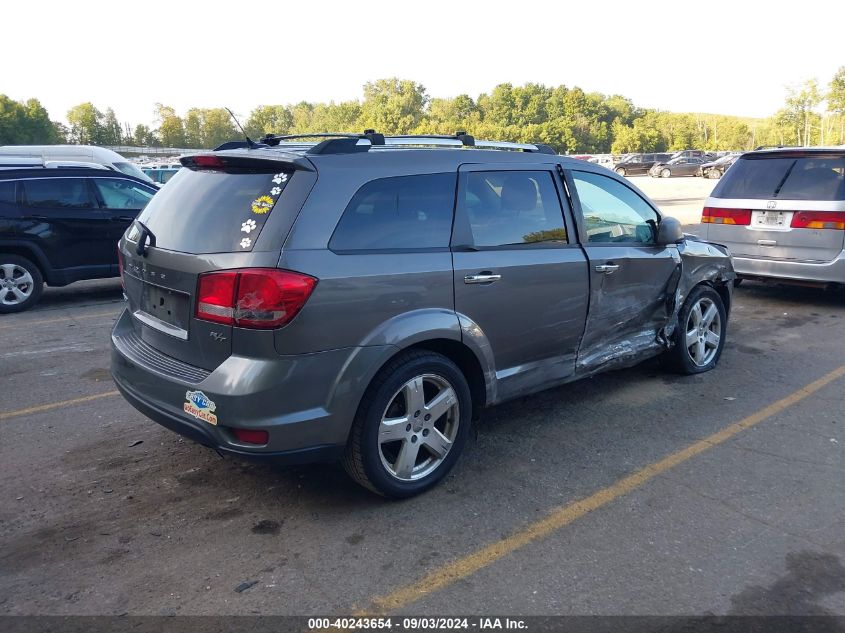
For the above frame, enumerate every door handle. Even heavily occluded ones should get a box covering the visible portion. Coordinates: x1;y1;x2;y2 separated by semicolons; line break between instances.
464;273;502;284
757;239;777;247
111;216;135;222
595;264;620;274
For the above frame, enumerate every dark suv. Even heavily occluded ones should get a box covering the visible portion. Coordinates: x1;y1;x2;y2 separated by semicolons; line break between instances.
111;132;734;497
613;153;673;176
0;168;157;312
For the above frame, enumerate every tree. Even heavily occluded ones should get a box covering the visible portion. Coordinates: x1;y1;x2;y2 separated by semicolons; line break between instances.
360;78;428;134
132;124;158;146
101;108;123;145
828;66;845;144
784;80;822;146
155;104;186;147
67;102;105;144
0;96;60;144
245;105;293;139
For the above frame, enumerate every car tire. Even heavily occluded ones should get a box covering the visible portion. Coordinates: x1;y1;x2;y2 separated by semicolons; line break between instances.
708;169;721;179
663;285;727;375
661;168;671;178
342;350;472;498
0;255;44;314
615;167;627;177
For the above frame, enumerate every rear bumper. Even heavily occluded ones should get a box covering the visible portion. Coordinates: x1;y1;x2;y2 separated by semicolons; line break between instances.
733;252;845;284
110;308;392;463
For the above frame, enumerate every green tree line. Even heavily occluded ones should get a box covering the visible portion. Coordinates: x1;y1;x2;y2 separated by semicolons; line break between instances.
2;69;845;152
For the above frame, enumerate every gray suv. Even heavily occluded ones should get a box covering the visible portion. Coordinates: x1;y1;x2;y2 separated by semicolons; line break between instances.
111;132;735;497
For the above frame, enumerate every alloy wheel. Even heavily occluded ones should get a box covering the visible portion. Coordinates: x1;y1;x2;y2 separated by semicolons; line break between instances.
0;263;35;306
685;297;721;366
377;373;460;481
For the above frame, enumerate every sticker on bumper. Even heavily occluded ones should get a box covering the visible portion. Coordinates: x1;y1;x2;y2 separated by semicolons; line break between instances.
184;390;218;425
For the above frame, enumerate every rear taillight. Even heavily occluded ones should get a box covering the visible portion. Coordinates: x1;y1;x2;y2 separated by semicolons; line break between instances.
231;428;269;445
195;269;317;329
790;212;845;230
701;207;751;226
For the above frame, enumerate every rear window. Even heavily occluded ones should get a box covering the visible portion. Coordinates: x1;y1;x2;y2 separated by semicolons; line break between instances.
130;168;293;253
713;155;845;201
330;173;456;251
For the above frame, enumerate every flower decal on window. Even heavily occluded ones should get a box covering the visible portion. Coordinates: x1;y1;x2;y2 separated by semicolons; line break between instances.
270;186;282;196
241;218;257;234
272;173;288;185
251;195;274;215
239;237;252;249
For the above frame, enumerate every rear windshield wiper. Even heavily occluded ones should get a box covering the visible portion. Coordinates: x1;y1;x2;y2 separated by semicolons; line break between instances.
772;159;798;198
134;220;156;257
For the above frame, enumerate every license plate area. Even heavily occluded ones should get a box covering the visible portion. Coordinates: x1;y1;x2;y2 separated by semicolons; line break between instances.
139;283;191;333
752;210;792;229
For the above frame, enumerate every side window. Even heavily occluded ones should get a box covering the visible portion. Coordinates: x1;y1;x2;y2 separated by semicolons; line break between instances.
0;181;15;205
572;171;659;244
22;178;96;209
461;171;567;247
330;173;456;251
92;178;155;210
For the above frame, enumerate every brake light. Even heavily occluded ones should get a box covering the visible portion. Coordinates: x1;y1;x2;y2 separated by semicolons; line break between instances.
701;207;751;225
231;428;269;445
195;269;317;329
192;155;225;169
790;212;845;230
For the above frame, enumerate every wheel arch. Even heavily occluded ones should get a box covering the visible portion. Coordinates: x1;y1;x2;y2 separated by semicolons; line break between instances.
0;242;53;284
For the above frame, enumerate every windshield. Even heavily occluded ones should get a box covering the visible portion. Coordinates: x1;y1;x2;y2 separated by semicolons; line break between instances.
713;155;845;200
114;161;156;184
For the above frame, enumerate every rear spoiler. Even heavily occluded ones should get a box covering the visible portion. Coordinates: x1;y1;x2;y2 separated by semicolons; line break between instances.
180;152;315;172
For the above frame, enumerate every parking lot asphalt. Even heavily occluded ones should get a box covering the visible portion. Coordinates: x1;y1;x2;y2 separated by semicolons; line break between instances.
1;184;844;617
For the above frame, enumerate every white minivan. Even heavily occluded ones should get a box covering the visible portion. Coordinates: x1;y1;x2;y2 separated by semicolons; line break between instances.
0;145;155;185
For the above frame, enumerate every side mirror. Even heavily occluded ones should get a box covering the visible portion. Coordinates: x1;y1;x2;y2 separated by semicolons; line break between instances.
656;216;684;245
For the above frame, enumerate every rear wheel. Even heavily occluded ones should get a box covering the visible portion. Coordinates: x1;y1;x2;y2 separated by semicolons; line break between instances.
663;285;727;374
0;255;43;314
342;350;472;498
661;168;671;178
708;169;721;179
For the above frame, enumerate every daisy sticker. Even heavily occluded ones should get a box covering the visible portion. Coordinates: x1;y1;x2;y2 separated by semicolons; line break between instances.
251;195;274;215
272;173;288;185
239;237;252;249
270;186;282;196
241;218;257;234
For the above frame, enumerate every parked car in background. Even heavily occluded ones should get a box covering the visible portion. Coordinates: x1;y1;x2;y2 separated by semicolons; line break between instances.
0;145;157;186
701;147;845;286
613;153;673;176
0;167;157;312
110;132;734;498
699;153;740;179
588;154;621;169
142;167;180;185
671;150;716;161
649;157;706;178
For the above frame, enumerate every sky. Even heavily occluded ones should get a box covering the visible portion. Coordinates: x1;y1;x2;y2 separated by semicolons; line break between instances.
3;0;843;128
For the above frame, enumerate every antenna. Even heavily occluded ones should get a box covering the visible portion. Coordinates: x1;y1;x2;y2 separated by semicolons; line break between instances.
224;107;260;149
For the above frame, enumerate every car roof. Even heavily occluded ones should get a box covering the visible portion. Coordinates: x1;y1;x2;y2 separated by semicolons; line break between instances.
0;167;156;187
746;146;845;157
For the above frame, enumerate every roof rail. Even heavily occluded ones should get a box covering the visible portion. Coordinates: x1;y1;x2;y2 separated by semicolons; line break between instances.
225;130;559;156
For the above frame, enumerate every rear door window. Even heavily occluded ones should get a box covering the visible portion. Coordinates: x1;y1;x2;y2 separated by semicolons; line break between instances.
330;173;456;251
713;155;845;200
22;178;96;209
0;181;15;205
131;168;293;253
460;171;567;247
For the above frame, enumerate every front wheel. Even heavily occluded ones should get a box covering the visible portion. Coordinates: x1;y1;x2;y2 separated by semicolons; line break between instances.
615;167;627;177
0;255;44;314
663;285;727;374
342;350;472;498
661;168;671;178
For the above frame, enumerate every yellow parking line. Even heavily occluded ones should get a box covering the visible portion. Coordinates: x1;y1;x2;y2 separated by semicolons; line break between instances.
0;391;119;421
0;309;119;330
362;363;845;614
